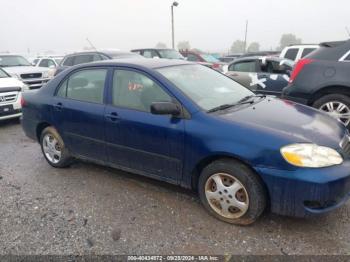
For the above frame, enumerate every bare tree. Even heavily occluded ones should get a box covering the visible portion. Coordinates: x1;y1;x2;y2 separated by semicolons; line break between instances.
279;34;302;50
247;42;260;52
177;41;191;51
230;40;245;53
155;42;167;49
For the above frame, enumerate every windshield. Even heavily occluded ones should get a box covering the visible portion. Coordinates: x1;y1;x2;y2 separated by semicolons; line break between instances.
157;64;253;111
0;55;31;67
54;58;63;64
0;68;9;78
201;54;219;63
158;50;184;59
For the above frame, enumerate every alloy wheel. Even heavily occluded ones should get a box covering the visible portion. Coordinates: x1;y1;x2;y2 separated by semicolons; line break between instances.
42;134;62;164
205;173;249;219
319;101;350;126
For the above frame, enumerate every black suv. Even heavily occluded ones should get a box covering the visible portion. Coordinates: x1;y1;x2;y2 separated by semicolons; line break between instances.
283;40;350;128
55;50;143;76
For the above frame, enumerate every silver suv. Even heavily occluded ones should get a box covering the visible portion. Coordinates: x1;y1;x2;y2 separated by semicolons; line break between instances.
0;54;50;89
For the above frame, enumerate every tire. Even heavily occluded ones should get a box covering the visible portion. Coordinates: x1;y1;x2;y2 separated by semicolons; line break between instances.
312;94;350;128
40;126;72;168
198;159;266;225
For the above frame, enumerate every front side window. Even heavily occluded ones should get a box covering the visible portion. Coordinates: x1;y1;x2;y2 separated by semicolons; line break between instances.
230;61;256;72
157;64;252;111
284;48;298;60
143;50;158;58
187;54;200;62
57;69;107;104
112;70;172;112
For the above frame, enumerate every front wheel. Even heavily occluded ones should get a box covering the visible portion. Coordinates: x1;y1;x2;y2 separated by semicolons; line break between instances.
313;94;350;128
40;126;72;168
198;159;267;225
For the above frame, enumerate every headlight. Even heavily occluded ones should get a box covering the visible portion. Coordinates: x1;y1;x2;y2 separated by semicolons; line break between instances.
11;73;21;80
42;71;49;78
281;143;343;168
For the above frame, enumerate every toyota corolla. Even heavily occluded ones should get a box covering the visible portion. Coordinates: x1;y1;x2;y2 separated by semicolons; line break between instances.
21;59;350;225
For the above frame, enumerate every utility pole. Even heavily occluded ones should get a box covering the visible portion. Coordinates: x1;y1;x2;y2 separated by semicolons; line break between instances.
171;2;179;49
86;38;97;50
243;20;248;53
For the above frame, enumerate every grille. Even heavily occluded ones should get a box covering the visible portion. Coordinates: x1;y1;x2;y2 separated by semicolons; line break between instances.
340;135;350;156
0;93;18;103
20;73;42;79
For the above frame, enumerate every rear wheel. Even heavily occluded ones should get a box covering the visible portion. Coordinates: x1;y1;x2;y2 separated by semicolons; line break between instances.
198;159;267;225
313;94;350;128
40;126;72;168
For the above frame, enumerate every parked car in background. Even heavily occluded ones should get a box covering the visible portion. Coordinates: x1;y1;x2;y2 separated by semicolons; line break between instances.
219;54;242;63
283;40;350;128
54;50;143;76
280;44;319;62
0;54;50;89
22;59;350;225
131;48;184;60
0;67;28;120
226;56;294;96
179;50;227;72
33;56;64;68
240;51;280;58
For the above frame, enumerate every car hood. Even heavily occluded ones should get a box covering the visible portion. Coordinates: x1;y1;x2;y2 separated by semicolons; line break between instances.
3;66;49;75
218;97;346;148
0;77;24;88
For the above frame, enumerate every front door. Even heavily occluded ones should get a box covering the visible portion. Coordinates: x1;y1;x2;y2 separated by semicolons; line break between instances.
105;68;185;182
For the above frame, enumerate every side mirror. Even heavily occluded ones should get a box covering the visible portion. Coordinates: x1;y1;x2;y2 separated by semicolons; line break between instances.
150;102;181;116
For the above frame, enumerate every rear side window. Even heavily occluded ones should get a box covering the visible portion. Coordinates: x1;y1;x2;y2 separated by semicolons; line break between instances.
284;48;298;60
62;56;74;66
72;55;95;65
57;69;107;104
344;53;350;61
301;48;316;58
230;61;256;72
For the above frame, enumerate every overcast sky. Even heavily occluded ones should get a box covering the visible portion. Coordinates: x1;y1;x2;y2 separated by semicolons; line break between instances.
1;0;349;55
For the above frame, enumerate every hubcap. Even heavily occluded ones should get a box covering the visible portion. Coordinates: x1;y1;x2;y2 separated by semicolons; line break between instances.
42;134;61;164
205;173;249;219
319;101;350;126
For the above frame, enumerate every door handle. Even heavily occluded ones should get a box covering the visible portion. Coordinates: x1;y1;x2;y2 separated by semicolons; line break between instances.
105;112;119;121
54;102;63;111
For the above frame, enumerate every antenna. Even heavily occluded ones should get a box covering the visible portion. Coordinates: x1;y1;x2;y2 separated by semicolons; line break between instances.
86;38;97;50
346;27;350;37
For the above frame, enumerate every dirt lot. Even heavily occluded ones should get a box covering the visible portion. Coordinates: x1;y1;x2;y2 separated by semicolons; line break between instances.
0;119;349;255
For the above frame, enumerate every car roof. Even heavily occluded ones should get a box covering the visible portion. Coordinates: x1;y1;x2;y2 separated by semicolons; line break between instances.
230;56;294;65
63;50;135;58
75;58;194;69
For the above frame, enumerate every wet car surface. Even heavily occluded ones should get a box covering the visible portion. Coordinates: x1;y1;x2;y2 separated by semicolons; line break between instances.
1;120;350;255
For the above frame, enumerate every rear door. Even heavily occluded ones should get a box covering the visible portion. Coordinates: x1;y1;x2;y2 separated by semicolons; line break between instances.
104;68;185;182
52;68;109;162
226;59;259;89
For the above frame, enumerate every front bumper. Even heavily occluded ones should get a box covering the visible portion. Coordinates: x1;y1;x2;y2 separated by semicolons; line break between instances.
256;161;350;217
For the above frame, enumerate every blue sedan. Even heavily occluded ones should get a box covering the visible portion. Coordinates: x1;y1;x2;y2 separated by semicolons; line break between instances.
21;59;350;225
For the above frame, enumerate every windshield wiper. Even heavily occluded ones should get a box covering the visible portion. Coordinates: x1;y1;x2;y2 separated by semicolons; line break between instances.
236;94;266;104
207;94;266;113
207;103;237;113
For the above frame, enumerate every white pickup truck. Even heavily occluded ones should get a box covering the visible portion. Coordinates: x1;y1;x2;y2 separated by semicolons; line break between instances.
0;68;28;120
0;54;50;89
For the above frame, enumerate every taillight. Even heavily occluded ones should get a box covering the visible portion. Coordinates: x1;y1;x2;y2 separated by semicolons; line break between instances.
20;96;26;107
289;58;314;83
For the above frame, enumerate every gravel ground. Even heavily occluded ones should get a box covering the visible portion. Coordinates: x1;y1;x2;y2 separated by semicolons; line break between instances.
0;119;349;255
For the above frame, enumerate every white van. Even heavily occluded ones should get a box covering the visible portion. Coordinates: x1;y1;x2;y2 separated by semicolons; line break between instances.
279;44;319;62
